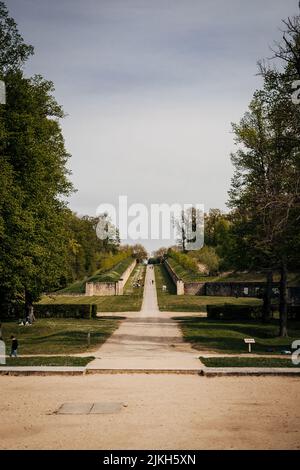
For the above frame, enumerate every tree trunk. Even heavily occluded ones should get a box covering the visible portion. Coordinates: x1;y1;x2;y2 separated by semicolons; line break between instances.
24;290;33;321
279;260;288;337
262;270;273;323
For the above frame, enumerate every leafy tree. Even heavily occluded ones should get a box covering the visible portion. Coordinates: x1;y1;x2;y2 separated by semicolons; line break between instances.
0;3;73;316
229;69;300;335
191;246;220;276
131;244;148;261
0;72;73;315
0;1;33;76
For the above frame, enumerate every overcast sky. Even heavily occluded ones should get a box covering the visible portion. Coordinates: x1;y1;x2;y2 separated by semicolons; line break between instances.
5;0;299;250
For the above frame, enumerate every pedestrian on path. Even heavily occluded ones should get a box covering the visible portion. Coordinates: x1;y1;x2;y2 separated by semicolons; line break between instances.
10;335;18;358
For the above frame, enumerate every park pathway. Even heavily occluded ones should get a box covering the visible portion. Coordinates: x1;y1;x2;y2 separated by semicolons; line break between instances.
87;265;200;372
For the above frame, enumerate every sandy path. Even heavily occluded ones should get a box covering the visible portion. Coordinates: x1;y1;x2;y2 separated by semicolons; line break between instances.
88;266;200;370
0;374;299;450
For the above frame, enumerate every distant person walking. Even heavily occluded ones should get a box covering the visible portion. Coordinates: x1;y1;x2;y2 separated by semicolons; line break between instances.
10;335;18;358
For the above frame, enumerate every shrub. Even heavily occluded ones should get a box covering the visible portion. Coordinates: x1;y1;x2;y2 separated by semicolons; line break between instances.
98;250;132;272
168;250;198;273
35;304;97;319
207;304;262;320
3;304;97;320
193;246;220;275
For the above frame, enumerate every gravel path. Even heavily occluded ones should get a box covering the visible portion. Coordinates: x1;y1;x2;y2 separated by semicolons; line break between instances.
1;374;299;450
88;266;200;371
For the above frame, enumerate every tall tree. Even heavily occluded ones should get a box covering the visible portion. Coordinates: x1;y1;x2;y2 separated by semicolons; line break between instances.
229;70;300;335
0;1;33;76
0;3;73;316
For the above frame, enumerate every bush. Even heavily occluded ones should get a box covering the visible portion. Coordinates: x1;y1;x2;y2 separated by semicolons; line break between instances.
168;250;198;273
193;246;220;275
35;304;97;319
207;304;262;321
3;303;97;320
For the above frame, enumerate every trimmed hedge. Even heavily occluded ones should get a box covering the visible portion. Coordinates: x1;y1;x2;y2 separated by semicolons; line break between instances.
34;304;97;319
207;304;262;321
2;304;97;320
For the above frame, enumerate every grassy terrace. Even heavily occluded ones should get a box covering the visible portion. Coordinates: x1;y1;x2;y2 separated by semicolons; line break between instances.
167;257;300;285
58;256;135;294
154;264;262;312
40;264;146;312
200;357;300;368
0;317;120;355
177;317;300;354
1;357;95;367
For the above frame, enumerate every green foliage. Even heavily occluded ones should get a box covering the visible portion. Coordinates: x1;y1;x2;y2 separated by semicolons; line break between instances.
59;253;134;293
178;317;300;354
0;70;73;308
168;250;198;273
0;1;34;75
63;212;120;284
191;246;220;275
0;317;120;354
200;357;299;368
3;356;95;367
154;264;262;312
7;303;97;319
96;251;132;276
204;209;235;270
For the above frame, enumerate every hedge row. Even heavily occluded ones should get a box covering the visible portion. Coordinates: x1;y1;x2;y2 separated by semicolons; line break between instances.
1;304;97;320
207;304;262;320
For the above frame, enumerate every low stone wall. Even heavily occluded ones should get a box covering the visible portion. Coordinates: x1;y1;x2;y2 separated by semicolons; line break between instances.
85;281;117;296
85;259;137;296
184;282;206;295
164;260;184;295
116;259;137;295
163;262;300;301
205;282;280;298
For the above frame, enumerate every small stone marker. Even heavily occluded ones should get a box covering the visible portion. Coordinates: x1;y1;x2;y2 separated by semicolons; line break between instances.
90;402;123;414
57;402;93;415
244;338;255;353
162;285;167;292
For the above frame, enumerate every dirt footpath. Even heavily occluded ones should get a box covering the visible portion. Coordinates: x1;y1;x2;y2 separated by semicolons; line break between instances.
0;375;299;450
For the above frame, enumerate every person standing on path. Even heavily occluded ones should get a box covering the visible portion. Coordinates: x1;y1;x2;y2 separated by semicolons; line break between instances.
10;335;18;358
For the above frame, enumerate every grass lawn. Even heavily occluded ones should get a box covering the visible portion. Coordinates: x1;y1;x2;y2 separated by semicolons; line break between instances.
176;316;300;354
154;264;262;312
200;356;300;368
0;317;120;355
1;356;95;367
58;257;135;294
40;265;146;312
